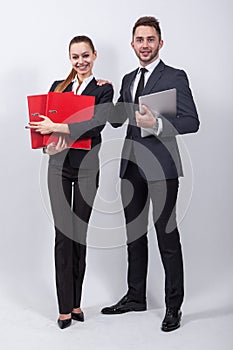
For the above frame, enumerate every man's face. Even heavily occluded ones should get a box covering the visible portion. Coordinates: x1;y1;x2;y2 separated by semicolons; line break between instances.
131;25;163;66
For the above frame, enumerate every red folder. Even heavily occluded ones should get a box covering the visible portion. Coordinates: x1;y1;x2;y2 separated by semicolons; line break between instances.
27;92;95;149
27;94;47;149
44;92;95;149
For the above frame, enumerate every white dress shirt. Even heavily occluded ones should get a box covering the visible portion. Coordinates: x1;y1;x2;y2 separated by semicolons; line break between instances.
72;74;94;95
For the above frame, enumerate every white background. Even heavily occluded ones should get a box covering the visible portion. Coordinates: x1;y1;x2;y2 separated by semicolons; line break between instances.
0;0;232;349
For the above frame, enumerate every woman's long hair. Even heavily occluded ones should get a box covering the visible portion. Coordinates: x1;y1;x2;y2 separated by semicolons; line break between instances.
54;35;95;92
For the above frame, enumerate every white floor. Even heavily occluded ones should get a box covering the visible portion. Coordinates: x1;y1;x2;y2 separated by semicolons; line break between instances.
1;233;232;350
1;290;232;350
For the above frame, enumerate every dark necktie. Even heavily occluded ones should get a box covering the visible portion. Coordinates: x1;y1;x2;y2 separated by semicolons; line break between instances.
134;67;148;105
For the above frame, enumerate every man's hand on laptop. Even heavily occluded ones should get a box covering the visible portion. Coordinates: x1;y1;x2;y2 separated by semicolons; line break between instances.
135;104;158;129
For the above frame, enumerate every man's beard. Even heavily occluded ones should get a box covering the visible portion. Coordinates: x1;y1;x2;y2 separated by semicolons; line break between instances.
135;45;160;64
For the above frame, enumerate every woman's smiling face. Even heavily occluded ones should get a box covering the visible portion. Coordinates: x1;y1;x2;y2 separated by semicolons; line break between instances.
69;42;97;80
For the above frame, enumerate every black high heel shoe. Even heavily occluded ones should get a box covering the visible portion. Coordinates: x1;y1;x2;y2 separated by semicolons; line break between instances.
57;317;72;329
71;311;84;322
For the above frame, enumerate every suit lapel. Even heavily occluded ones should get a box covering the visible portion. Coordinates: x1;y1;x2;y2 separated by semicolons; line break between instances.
124;69;138;103
142;60;165;95
81;78;97;96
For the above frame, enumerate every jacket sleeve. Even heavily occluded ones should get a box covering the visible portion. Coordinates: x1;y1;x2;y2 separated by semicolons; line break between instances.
159;70;200;138
108;76;130;128
68;84;114;140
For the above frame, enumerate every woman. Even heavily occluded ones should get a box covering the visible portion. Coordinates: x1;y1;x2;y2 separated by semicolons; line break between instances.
28;35;113;329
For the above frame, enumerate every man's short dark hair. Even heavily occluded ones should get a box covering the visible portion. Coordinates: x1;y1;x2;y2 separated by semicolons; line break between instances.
132;16;162;41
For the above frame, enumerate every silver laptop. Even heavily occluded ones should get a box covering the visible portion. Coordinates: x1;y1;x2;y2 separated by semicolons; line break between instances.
139;88;176;137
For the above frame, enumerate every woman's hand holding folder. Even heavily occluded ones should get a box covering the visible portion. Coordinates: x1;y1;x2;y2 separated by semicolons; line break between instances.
26;115;70;135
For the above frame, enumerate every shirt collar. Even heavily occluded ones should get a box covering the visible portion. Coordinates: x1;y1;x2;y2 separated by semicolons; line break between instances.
72;74;94;86
138;57;160;74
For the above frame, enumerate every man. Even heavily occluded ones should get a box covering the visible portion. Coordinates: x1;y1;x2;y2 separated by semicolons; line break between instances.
101;16;199;332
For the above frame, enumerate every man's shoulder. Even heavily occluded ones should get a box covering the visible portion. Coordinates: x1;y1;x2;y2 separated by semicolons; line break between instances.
160;60;185;74
161;61;189;80
122;68;138;80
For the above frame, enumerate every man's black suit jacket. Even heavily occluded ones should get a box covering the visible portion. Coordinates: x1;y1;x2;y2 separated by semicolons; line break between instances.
48;78;113;169
111;60;199;181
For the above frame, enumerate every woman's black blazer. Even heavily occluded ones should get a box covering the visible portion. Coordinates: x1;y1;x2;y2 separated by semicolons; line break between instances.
48;78;113;169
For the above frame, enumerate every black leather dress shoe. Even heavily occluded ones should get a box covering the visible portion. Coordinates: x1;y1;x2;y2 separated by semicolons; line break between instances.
57;318;72;329
101;295;147;315
161;308;182;332
71;311;84;322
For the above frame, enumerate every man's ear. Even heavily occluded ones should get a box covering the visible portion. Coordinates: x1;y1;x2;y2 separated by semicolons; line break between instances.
159;40;164;50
